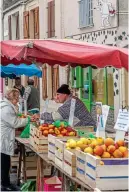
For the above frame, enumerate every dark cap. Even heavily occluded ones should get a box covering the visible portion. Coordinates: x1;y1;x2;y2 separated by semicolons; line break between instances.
57;84;71;95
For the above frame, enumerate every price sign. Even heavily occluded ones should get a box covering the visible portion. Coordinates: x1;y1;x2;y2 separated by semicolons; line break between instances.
102;105;110;128
96;103;110;138
114;109;129;132
69;98;76;126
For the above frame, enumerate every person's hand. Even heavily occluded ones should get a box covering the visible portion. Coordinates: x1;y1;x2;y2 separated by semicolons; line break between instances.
32;114;40;121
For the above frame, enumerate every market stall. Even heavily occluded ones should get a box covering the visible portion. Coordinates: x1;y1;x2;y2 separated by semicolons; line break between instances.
0;63;42;78
1;39;129;192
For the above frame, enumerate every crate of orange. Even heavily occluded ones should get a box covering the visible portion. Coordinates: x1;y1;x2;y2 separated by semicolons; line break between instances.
30;121;76;154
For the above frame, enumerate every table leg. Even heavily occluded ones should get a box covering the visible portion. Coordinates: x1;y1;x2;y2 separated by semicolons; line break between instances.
22;144;27;182
17;144;22;185
40;158;44;191
36;156;40;191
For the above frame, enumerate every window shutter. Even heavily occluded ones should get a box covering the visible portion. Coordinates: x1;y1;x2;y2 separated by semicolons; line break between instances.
47;0;55;38
34;76;39;88
52;65;59;99
42;65;47;100
23;11;29;39
79;1;83;28
16;12;20;39
8;15;12;40
51;0;55;37
34;7;39;39
47;2;51;38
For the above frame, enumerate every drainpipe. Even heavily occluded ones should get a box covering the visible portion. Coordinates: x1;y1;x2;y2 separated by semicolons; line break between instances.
0;0;4;97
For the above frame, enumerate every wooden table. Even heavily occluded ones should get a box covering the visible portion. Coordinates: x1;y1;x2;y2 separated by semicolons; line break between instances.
15;137;93;191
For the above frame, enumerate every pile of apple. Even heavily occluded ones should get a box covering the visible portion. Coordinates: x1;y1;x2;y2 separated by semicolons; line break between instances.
39;123;76;137
66;137;128;158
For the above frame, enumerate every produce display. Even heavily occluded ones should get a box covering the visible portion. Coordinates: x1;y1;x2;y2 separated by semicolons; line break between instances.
38;122;76;137
66;137;128;158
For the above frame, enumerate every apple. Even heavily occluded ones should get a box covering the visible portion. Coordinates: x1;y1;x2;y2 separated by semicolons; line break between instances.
57;134;63;137
101;152;111;158
80;138;88;145
116;140;125;147
101;144;107;152
94;146;104;156
84;147;93;154
66;127;74;132
90;140;98;148
115;143;119;149
75;147;81;151
43;130;48;137
113;149;123;158
42;123;48;127
97;137;104;145
68;131;76;136
104;138;114;147
48;129;55;134
69;140;77;148
76;140;84;147
107;145;116;154
48;124;55;129
119;146;127;154
123;150;129;158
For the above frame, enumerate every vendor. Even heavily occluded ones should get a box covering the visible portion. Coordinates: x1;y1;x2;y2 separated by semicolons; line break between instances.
33;84;96;127
0;88;30;191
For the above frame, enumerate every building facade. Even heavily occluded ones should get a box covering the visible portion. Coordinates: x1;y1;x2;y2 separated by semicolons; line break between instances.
2;0;129;130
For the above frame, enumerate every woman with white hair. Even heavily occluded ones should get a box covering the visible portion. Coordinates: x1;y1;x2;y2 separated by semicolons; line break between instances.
0;88;29;191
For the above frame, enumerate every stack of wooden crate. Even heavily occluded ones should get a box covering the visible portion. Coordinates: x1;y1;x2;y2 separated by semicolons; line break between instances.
30;125;48;153
20;155;51;180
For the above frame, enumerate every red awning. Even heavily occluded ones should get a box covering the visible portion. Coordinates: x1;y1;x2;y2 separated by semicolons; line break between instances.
1;39;128;70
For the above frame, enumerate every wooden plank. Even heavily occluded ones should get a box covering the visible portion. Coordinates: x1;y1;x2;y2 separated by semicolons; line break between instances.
64;149;76;166
55;157;63;170
64;162;76;177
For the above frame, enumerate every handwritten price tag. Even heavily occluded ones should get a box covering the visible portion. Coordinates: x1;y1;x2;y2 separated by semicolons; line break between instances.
114;109;129;132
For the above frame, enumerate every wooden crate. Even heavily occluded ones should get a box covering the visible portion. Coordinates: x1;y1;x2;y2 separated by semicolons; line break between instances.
30;127;48;153
33;141;48;153
11;156;19;167
64;149;76;177
76;150;86;184
85;153;128;190
55;138;67;169
51;136;78;166
48;135;56;162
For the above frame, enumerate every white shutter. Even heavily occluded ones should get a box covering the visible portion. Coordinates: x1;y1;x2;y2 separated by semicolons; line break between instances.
79;0;93;28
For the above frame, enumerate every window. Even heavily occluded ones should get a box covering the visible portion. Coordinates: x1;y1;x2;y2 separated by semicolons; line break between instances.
47;0;55;38
79;0;93;28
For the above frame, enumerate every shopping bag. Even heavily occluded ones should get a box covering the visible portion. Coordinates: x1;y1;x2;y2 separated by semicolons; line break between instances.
20;117;30;138
21;180;36;191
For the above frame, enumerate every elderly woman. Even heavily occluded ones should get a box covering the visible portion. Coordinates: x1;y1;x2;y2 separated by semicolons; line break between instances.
0;88;29;191
33;84;96;127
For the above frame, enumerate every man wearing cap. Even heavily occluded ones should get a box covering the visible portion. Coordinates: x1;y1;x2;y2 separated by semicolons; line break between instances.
33;84;96;127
